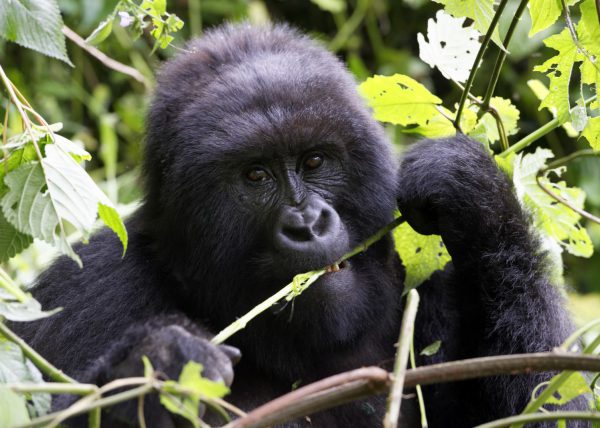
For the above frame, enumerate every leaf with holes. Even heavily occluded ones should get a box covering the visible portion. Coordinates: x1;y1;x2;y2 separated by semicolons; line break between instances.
359;74;442;126
534;29;582;124
394;221;451;292
0;0;72;65
513;148;593;258
433;0;502;47
478;97;521;143
418;10;481;83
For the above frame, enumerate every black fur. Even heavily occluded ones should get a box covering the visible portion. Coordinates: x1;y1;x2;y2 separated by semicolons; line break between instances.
13;23;585;427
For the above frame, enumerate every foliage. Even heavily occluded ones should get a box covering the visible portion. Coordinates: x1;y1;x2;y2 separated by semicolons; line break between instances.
0;0;598;426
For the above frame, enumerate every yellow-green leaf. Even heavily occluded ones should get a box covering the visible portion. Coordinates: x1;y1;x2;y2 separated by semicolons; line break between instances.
528;0;562;36
582;116;600;150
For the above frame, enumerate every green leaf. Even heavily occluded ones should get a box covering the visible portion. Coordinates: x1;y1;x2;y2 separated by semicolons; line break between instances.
1;162;59;245
513;148;593;258
418;11;481;83
433;0;503;48
0;210;33;263
0;339;51;418
478;97;521;143
527;79;578;137
310;0;346;13
393;221;451;292
0;0;72;65
160;388;200;428
546;371;591;404
534;29;581;123
0;386;30;426
178;361;229;399
142;356;154;378
420;340;442;356
98;204;128;255
359;74;442;126
529;0;562;36
0;297;60;322
85;16;114;45
582;116;600;150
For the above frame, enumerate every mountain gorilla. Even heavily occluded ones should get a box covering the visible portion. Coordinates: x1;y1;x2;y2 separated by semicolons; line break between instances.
16;23;582;427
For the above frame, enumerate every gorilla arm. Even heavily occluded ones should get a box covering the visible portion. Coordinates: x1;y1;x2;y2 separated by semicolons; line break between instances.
397;135;583;424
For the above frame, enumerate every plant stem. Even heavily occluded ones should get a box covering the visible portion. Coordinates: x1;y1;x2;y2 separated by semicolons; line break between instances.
500;95;598;157
536;149;600;225
8;383;96;395
476;412;600;428
482;0;528;109
410;341;428;428
211;216;405;345
454;0;509;128
0;322;78;384
383;289;420;428
329;0;371;52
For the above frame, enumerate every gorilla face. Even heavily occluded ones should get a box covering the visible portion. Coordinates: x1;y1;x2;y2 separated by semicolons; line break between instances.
142;25;401;347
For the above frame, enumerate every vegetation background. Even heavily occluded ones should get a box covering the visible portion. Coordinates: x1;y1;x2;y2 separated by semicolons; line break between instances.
2;0;599;319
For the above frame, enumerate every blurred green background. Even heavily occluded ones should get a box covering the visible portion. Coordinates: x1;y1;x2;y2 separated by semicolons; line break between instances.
1;0;598;322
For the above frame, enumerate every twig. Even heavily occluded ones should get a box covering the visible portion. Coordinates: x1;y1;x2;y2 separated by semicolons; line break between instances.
226;353;600;428
0;322;78;384
499;95;597;157
454;0;509;128
61;26;150;88
383;289;420;428
328;0;371;52
211;216;405;345
536;149;600;225
409;341;428;428
476;411;600;428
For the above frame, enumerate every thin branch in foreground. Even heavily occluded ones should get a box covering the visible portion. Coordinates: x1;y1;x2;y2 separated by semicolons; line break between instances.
61;26;151;88
383;289;420;428
226;353;600;428
475;411;600;428
0;322;78;384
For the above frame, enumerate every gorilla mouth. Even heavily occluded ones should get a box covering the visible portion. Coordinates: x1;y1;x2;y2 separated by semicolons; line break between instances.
325;260;349;273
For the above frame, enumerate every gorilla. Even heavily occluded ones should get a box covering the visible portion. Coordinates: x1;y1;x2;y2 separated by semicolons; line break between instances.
15;23;583;427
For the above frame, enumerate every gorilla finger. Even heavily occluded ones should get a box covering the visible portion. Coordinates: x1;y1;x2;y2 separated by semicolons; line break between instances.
219;344;242;365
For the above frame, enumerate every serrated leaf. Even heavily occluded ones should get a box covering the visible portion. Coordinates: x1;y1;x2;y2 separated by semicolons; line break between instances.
582;116;600;150
0;211;32;263
420;340;442;356
85;17;113;45
1;162;59;244
394;221;451;292
359;74;442;126
418;11;481;83
42;144;127;252
0;0;72;65
405;104;478;138
546;372;591;404
534;29;581;123
527;79;578;137
178;361;229;399
433;0;503;48
513;148;593;257
528;0;562;36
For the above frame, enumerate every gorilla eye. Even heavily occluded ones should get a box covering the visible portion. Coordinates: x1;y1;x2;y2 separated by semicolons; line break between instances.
303;154;324;171
245;167;269;182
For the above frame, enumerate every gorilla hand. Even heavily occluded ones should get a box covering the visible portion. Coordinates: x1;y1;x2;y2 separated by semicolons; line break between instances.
397;135;521;256
93;316;240;426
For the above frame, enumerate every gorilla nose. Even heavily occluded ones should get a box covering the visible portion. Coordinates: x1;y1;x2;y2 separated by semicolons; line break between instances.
274;199;341;252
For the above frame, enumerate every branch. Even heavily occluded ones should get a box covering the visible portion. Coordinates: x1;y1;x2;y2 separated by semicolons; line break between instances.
383;289;420;428
475;411;600;428
0;322;78;384
61;26;151;88
226;353;600;428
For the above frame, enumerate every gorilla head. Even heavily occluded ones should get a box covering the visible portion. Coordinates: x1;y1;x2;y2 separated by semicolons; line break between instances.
141;24;401;355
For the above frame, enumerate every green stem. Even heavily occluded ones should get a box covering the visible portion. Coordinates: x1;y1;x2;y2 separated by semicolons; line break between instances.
477;411;600;428
212;216;405;345
188;0;202;35
409;341;429;428
17;384;155;428
454;0;509;128
0;322;78;384
328;0;370;52
500;95;598;157
8;383;96;395
481;0;528;109
383;290;420;428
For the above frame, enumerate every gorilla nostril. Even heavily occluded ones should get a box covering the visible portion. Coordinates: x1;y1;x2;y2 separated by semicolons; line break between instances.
312;209;331;236
282;225;312;242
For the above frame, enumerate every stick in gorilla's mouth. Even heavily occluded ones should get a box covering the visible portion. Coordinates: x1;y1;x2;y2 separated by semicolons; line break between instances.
325;260;349;273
